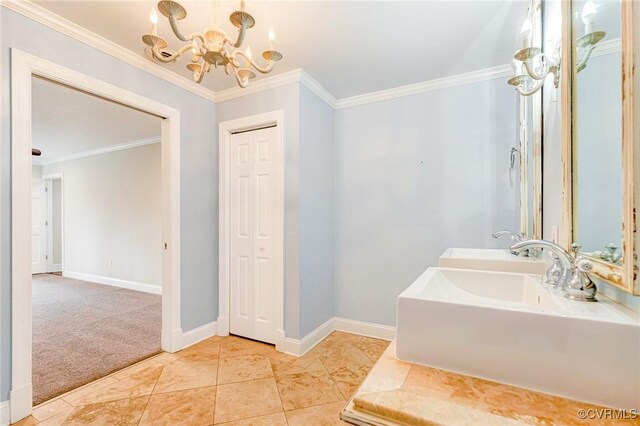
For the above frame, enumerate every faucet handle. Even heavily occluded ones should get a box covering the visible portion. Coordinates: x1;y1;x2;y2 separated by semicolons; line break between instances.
570;242;582;255
575;256;593;272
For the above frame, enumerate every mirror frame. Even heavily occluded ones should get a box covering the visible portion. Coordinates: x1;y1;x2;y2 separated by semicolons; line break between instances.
520;0;544;240
562;0;638;294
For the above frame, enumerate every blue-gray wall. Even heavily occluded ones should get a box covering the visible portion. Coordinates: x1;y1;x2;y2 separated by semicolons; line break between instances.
334;79;518;326
299;86;335;336
0;8;218;401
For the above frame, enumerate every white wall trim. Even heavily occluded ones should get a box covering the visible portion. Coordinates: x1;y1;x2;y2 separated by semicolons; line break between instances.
281;317;335;357
280;317;396;357
181;321;217;349
334;317;396;341
218;111;285;349
299;70;337;109
36;136;160;166
335;64;513;109
593;37;621;57
11;49;182;423
0;0;216;102
0;401;10;426
62;270;162;295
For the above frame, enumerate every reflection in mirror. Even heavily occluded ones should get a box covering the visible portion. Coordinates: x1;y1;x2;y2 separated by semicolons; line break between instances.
572;0;622;264
525;95;534;239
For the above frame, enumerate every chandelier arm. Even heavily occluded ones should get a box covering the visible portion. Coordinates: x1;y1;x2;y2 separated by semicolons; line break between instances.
194;61;209;84
166;14;207;44
232;25;249;48
522;56;550;80
576;44;596;72
233;49;275;74
231;67;250;88
515;79;544;96
152;43;193;63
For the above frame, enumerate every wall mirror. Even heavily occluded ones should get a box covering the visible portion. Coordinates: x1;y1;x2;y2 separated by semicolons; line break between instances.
563;0;638;294
515;0;543;240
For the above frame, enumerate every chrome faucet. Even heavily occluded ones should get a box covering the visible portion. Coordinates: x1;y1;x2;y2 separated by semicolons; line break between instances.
492;230;539;257
510;239;598;302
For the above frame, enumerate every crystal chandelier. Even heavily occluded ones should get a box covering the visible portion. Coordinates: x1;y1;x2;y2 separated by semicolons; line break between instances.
142;1;283;87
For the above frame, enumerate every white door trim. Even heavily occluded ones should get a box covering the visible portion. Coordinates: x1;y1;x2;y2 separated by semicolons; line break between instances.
42;173;63;273
218;111;285;350
10;49;182;422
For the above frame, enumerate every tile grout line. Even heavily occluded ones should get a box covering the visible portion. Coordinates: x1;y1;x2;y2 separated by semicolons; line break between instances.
136;364;165;425
213;339;222;425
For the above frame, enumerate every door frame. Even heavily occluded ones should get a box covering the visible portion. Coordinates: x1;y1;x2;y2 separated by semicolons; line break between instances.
218;111;285;350
11;49;182;422
42;173;63;273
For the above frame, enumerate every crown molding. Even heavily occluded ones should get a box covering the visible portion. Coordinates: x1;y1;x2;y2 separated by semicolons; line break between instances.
35;136;160;166
0;0;216;102
299;70;337;108
335;64;513;109
592;37;621;57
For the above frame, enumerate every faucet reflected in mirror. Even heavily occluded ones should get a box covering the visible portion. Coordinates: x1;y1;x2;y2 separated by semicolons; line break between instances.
492;230;540;258
511;239;598;302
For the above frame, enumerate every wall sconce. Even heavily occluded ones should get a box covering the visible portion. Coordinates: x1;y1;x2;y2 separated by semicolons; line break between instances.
508;0;605;96
576;0;606;72
508;1;561;97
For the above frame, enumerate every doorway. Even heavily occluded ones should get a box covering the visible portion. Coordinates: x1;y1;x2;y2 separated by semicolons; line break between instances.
218;112;285;348
11;49;182;423
31;174;63;276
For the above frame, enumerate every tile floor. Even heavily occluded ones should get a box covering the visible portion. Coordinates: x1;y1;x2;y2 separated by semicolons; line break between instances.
16;331;389;426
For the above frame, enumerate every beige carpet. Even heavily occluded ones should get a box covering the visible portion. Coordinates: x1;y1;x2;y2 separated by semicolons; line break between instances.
32;274;161;405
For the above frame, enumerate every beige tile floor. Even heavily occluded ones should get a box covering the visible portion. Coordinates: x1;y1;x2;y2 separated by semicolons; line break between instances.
16;332;389;426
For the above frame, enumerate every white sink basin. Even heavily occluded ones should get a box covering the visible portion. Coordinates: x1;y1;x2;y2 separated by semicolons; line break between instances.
396;267;640;409
439;248;546;274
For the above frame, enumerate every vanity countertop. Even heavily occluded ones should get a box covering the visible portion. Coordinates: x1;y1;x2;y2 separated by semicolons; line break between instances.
341;341;633;426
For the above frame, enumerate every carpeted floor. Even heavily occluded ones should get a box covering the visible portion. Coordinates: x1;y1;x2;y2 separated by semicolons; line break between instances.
32;273;162;405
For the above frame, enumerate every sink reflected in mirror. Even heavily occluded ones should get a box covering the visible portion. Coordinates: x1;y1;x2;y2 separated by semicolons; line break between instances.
439;248;546;275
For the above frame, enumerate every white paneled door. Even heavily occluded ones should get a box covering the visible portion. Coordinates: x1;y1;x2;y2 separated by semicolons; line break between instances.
32;181;48;274
229;126;278;344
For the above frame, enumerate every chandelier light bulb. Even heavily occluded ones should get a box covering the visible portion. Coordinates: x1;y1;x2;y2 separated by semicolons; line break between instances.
520;18;533;48
268;27;275;50
245;46;252;68
150;7;158;36
150;7;158;25
581;1;597;33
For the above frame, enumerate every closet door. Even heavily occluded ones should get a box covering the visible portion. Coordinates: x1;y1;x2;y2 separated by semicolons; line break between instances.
229;126;278;343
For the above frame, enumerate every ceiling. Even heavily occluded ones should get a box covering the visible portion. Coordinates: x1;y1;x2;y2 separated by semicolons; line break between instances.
32;77;161;161
34;0;528;99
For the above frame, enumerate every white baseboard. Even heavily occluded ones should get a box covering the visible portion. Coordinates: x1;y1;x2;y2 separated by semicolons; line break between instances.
9;383;31;424
63;270;161;295
50;263;62;272
280;317;396;357
0;400;10;426
334;317;396;341
181;321;217;349
281;317;335;357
